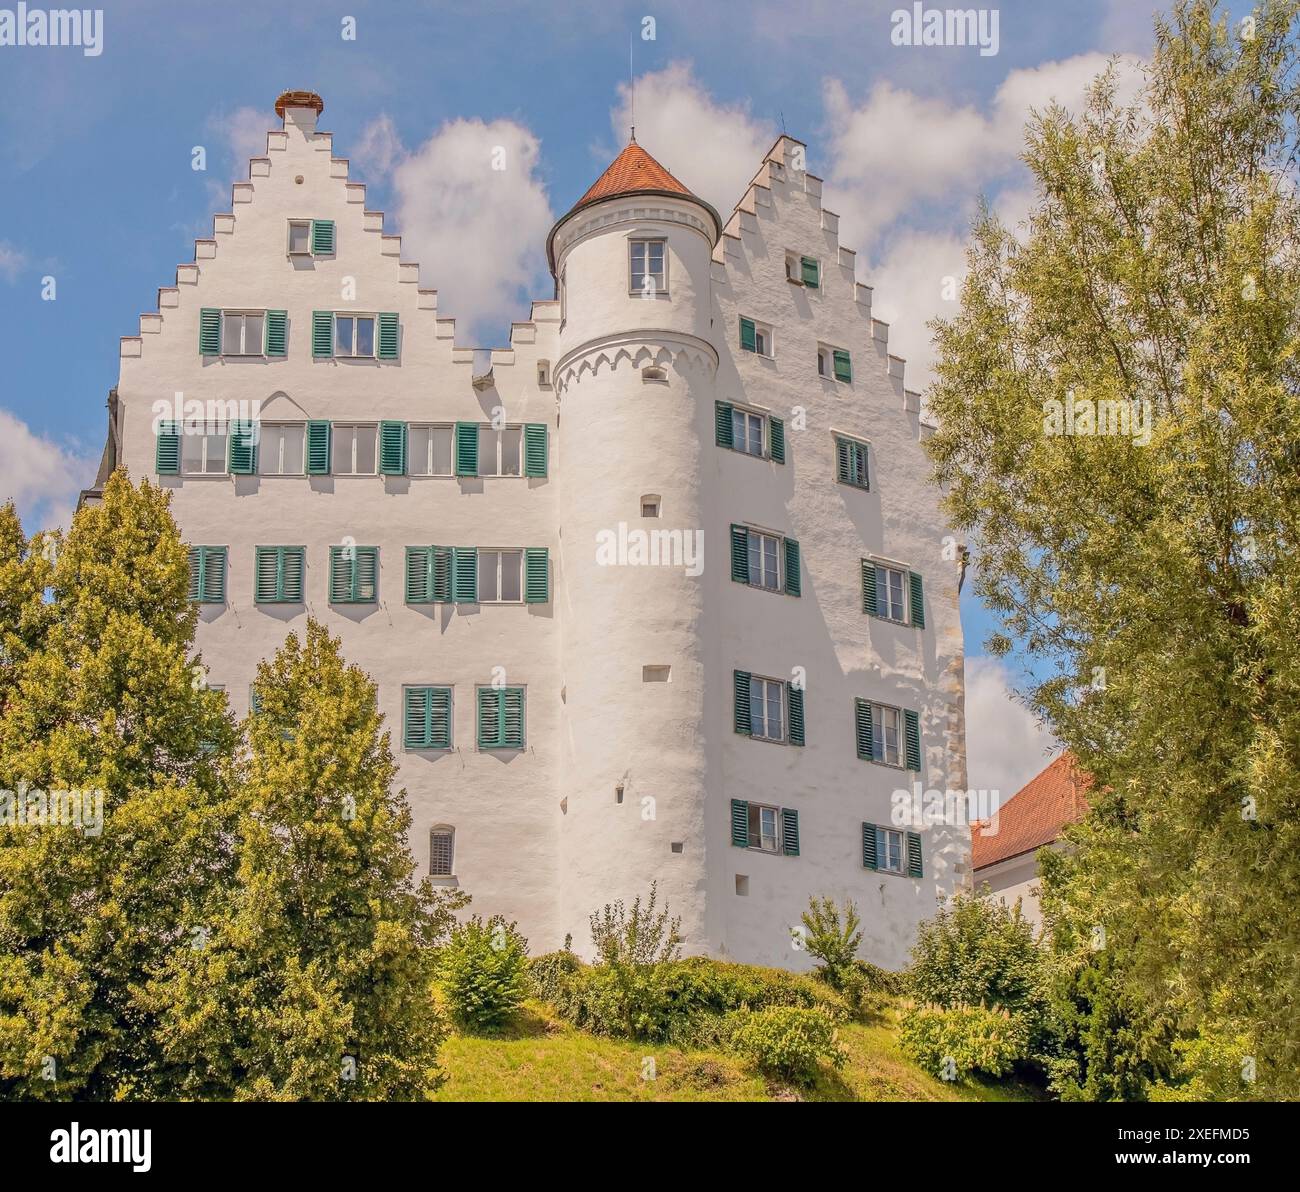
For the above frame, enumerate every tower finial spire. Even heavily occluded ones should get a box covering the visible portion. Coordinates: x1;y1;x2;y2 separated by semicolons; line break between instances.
629;33;636;142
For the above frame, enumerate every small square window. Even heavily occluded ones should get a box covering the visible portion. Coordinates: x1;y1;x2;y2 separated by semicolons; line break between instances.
671;841;684;854
288;221;312;255
735;874;750;896
642;665;671;682
641;495;661;518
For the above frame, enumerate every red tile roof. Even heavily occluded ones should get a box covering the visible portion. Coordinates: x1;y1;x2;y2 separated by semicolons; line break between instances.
971;752;1089;870
575;139;694;207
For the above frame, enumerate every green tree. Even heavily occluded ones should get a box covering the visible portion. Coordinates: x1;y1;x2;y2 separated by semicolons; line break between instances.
144;619;466;1100
0;474;236;1099
440;915;529;1031
800;896;863;986
926;0;1300;1099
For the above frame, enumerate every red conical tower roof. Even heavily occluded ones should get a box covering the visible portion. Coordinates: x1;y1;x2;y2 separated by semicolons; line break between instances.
546;137;721;275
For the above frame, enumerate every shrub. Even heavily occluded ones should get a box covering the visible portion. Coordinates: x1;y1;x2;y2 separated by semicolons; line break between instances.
728;1006;847;1084
908;894;1043;1019
801;896;864;982
899;1004;1030;1081
527;948;582;1005
439;915;529;1031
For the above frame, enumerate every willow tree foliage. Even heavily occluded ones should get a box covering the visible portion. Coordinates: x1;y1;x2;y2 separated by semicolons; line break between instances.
926;0;1300;1099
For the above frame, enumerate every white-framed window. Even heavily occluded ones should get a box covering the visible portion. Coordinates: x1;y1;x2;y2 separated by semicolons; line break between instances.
260;423;305;475
181;423;229;475
629;238;667;296
747;803;781;853
747;530;781;591
221;311;264;357
287;220;312;255
477;549;524;603
408;424;454;476
429;826;455;876
335;314;376;358
750;676;786;743
331;424;378;475
818;346;831;378
478;425;523;476
873;702;903;767
879;826;905;874
732;407;765;457
876;564;908;623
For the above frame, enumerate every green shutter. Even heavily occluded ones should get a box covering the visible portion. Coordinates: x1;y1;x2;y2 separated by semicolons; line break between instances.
265;309;287;357
452;546;477;602
249;686;263;715
406;547;431;603
312;311;334;357
377;312;399;359
404;687;431;748
228;420;258;474
502;687;525;749
855;698;874;761
156;421;180;475
833;349;852;383
783;538;801;597
734;670;752;735
311;219;335;256
836;437;851;482
904;709;922;772
429;687;453;749
454;422;479;477
190;546;226;604
862;560;878;617
524;547;549;603
782;808;800;856
306;421;331;474
329;547;351;602
715;401;734;448
739;317;756;352
909;571;926;629
199;308;221;356
187;547;202;602
432;546;453;602
730;524;750;584
477;687;498;748
788;684;805;746
906;831;924;878
379;421;407;475
731;799;749;848
769;416;785;464
523;424;548;477
256;547;304;603
800;256;819;287
862;823;879;870
356;546;377;601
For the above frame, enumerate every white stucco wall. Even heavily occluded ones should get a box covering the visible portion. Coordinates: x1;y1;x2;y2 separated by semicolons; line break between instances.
974;851;1047;932
109;107;967;972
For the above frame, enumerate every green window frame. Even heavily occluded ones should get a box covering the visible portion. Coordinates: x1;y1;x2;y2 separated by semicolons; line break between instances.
733;670;804;746
477;686;525;750
836;436;869;488
329;545;378;603
254;546;306;604
404;685;453;750
729;524;800;597
187;546;227;603
862;560;924;629
863;823;923;877
729;799;800;857
855;699;921;772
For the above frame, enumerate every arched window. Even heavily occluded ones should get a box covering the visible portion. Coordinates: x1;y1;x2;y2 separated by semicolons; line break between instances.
429;825;455;877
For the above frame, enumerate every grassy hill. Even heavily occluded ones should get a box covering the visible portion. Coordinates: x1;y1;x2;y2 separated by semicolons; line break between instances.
433;1000;1041;1102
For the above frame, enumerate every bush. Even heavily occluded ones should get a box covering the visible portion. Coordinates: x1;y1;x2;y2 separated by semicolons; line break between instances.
801;896;864;981
908;894;1043;1021
728;1006;847;1084
439;915;529;1031
899;1004;1030;1081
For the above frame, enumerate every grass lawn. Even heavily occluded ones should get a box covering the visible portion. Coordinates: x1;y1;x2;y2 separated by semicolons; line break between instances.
433;1000;1042;1102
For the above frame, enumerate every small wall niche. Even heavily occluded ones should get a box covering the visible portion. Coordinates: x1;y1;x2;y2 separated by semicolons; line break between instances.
735;875;750;896
642;665;671;683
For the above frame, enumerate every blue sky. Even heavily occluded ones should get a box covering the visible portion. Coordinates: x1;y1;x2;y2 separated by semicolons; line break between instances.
1;0;1211;792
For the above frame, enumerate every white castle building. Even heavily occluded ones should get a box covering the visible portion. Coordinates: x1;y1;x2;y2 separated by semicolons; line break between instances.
87;91;969;969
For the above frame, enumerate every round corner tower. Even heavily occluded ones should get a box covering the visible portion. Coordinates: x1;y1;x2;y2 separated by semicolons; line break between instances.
548;139;722;955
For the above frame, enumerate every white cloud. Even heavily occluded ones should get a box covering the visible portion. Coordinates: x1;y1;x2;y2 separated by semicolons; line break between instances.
382;117;555;342
964;656;1059;799
0;240;26;283
823;52;1144;387
0;408;96;532
350;113;403;181
207;105;273;171
608;62;776;217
